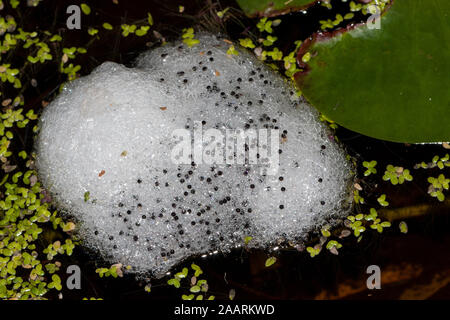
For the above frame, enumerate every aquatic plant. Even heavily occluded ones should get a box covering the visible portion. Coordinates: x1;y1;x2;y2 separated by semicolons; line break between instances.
293;0;450;143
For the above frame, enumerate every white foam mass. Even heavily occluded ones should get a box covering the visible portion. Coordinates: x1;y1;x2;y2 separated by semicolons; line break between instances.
35;34;353;276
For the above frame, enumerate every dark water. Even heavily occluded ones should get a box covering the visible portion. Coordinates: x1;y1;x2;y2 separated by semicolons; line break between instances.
5;0;450;299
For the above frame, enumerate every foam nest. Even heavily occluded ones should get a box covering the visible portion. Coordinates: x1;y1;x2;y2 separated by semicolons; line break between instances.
35;34;354;277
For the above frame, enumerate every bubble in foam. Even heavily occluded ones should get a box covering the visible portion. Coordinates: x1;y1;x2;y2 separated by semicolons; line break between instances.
35;34;353;277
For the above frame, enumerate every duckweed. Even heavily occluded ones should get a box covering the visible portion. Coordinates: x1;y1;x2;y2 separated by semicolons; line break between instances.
363;160;377;176
164;263;215;300
1;1;162;299
239;38;255;49
265;256;277;267
377;194;389;207
427;174;449;202
382;165;413;185
399;221;408;234
256;17;273;33
182;28;200;47
80;3;91;15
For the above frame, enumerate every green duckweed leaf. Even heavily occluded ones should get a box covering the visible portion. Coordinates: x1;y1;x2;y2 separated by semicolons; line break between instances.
102;23;113;30
399;221;408;234
265;256;277;267
81;3;91;15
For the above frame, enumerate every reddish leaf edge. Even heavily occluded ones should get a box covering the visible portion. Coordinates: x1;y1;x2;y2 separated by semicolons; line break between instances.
294;0;395;85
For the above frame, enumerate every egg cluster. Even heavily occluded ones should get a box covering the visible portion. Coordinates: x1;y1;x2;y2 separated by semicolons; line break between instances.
35;34;353;277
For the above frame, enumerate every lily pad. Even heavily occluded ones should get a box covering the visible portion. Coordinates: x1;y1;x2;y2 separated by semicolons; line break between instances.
236;0;315;17
296;0;450;143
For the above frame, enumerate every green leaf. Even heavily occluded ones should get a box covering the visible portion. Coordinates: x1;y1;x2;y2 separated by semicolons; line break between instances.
190;285;201;293
10;0;19;8
239;38;255;49
27;56;39;63
50;35;62;42
217;8;230;19
81;3;91;15
102;23;113;30
326;240;342;250
226;45;239;56
191;263;203;277
88;28;98;36
265;256;277;267
167;278;180;288
135;26;150;37
296;0;450;143
306;246;321;257
321;228;331;237
183;38;199;48
175;267;188;279
147;13;154;26
377;194;389;207
399;221;408;234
